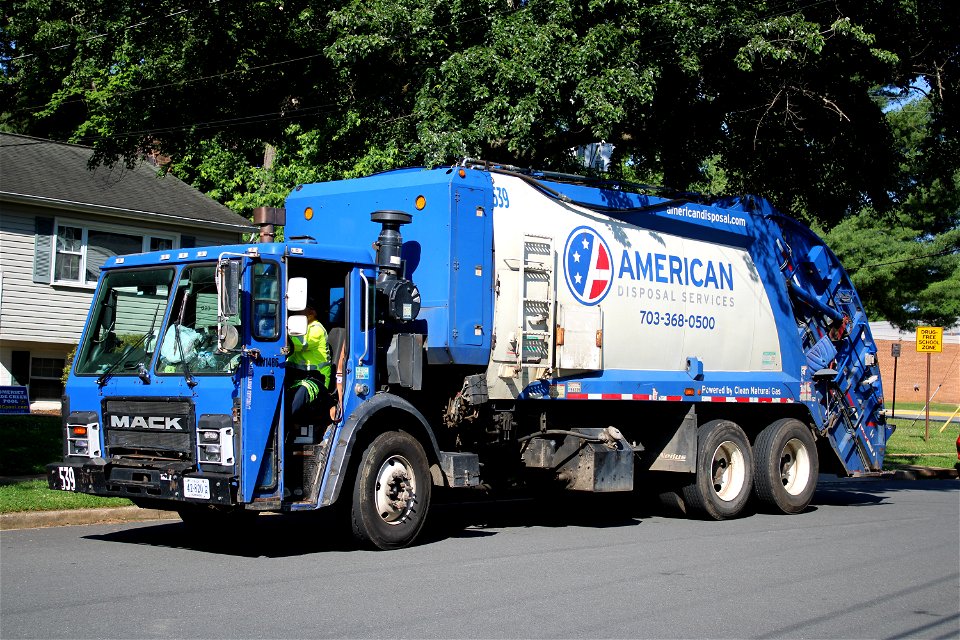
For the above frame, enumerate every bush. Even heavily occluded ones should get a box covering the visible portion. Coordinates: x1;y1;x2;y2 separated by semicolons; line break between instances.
0;414;63;475
61;345;77;386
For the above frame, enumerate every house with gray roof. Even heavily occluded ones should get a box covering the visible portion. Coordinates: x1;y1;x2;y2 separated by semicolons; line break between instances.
0;132;254;405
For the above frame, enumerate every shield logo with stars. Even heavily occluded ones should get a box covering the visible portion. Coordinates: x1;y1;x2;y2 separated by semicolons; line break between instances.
563;226;613;306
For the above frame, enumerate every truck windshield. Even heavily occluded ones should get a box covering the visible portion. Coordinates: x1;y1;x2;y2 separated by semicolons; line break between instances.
157;263;242;375
74;268;175;376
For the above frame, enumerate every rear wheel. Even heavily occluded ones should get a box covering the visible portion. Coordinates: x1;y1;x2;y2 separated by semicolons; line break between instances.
350;430;431;550
753;418;818;514
682;419;753;520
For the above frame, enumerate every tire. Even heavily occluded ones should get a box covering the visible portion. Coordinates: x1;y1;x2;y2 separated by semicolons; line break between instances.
350;430;432;550
681;419;753;520
753;418;819;514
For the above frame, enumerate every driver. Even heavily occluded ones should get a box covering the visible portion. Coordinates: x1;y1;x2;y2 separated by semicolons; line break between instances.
287;299;332;422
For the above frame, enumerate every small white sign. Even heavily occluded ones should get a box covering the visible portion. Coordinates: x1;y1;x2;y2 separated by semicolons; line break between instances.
184;477;210;500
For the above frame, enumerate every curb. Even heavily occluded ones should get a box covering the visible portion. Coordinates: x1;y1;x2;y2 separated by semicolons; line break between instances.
881;465;960;481
0;506;179;531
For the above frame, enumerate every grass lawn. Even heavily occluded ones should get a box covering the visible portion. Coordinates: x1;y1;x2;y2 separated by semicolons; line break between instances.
0;478;131;513
885;417;959;469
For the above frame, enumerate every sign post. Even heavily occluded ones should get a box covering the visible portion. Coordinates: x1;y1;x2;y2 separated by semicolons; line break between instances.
915;327;943;442
890;342;901;418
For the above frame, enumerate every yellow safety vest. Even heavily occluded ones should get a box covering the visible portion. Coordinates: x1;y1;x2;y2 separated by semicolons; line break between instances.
288;320;331;388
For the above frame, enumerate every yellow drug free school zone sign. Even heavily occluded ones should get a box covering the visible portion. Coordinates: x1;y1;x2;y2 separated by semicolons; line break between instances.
916;326;943;353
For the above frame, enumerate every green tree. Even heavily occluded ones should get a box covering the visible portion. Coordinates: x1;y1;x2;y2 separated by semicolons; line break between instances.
3;0;957;326
825;97;960;329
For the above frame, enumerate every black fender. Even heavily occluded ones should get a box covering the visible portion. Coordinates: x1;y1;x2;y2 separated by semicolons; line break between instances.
320;392;442;507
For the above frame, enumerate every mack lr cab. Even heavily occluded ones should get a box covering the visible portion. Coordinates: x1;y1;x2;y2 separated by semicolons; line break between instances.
49;163;890;549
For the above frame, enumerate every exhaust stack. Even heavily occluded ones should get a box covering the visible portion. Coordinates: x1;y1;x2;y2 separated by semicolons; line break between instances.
371;210;420;321
252;207;286;243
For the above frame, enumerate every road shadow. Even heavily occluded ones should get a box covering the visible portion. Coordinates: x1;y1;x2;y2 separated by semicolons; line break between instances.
422;489;654;543
83;490;659;557
83;508;380;558
813;473;959;508
82;475;956;557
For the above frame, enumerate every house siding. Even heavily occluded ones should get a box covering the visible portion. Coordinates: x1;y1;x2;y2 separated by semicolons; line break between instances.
0;200;247;392
0;203;88;345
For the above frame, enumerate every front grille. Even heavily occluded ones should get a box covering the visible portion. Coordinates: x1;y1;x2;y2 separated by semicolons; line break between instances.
103;398;195;462
105;430;193;460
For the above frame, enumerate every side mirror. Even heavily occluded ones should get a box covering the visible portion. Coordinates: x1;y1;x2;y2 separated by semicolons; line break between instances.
287;314;308;337
99;290;118;338
287;277;308;312
217;259;241;318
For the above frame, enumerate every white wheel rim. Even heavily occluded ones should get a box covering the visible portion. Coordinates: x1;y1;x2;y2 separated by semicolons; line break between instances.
374;455;416;525
711;441;746;502
780;438;811;496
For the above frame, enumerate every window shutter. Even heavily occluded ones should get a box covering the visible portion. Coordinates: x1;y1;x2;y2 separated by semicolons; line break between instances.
11;351;30;385
32;217;54;284
181;235;196;248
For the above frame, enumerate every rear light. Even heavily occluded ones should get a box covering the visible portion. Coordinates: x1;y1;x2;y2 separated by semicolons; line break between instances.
67;422;101;458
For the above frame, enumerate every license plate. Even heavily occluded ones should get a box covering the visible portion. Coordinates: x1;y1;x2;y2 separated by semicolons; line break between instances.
184;477;210;500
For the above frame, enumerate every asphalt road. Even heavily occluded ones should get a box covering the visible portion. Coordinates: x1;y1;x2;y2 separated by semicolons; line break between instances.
1;476;957;640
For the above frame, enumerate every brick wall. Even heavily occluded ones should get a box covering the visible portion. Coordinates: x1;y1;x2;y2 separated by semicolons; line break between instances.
875;340;959;406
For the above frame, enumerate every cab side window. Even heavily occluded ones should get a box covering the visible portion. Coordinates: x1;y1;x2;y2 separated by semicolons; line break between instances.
253;262;280;340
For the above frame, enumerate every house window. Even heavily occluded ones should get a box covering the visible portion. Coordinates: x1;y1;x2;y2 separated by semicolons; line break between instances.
55;225;83;281
29;357;65;401
53;223;175;285
150;237;173;252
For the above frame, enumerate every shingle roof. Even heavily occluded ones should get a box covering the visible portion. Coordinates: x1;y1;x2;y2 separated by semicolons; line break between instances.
0;132;253;230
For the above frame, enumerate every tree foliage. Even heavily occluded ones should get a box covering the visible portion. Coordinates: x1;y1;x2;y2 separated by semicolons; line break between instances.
2;0;958;327
824;98;960;329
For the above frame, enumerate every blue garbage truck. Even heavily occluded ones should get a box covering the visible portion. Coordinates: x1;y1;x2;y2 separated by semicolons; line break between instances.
48;162;890;549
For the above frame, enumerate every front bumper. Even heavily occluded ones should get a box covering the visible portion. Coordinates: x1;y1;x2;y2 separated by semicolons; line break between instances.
47;460;236;506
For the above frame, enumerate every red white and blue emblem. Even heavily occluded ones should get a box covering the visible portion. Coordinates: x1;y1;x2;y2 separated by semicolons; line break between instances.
563;226;613;306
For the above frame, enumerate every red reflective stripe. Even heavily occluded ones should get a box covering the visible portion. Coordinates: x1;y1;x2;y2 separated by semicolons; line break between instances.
554;392;792;403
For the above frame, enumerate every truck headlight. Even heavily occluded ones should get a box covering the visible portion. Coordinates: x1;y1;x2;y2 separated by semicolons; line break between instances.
197;427;234;465
67;422;101;458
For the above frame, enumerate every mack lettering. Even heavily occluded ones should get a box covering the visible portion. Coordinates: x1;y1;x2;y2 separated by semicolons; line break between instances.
110;415;184;430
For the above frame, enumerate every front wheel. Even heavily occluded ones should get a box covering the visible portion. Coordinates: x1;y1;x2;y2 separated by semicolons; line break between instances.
350;430;432;550
753;418;819;514
682;419;753;520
